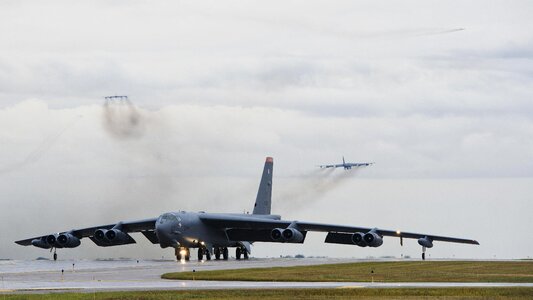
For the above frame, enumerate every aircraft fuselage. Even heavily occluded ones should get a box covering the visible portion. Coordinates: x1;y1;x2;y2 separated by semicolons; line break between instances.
155;212;240;249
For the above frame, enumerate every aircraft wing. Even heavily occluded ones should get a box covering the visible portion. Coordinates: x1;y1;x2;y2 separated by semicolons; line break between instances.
199;214;479;245
347;162;373;167
318;164;343;168
15;218;157;246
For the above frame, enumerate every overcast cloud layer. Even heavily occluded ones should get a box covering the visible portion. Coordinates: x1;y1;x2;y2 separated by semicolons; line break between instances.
1;1;532;260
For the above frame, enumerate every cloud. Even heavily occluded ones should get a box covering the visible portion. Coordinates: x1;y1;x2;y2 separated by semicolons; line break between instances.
1;1;533;260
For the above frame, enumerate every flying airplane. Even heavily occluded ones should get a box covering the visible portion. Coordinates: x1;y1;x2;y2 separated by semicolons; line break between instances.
319;156;373;170
15;157;478;261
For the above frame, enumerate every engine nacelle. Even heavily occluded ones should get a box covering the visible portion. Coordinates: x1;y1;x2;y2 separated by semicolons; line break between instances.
44;234;66;248
31;237;52;249
94;229;108;242
57;233;81;248
418;236;434;248
281;228;304;243
363;232;383;247
351;232;367;247
105;229;129;243
270;228;284;241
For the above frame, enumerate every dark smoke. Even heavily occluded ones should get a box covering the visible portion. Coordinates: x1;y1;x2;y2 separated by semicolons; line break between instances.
276;167;362;211
103;98;145;139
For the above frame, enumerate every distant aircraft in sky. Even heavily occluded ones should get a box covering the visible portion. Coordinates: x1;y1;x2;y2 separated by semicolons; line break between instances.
319;156;373;170
16;157;477;262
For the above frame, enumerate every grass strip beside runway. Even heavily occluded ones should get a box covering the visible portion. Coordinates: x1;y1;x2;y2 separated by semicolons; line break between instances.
163;261;533;282
3;288;533;299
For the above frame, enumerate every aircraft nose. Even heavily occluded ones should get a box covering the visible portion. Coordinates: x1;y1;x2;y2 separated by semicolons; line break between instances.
155;221;175;248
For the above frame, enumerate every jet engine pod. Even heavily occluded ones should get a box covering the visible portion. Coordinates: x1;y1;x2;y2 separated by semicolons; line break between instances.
94;229;108;241
105;229;128;243
363;232;383;247
31;237;52;249
270;228;283;241
418;236;434;248
57;233;81;248
351;232;367;247
45;234;65;248
282;228;304;243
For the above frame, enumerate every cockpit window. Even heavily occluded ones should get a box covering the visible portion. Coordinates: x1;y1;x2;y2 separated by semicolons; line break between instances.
158;213;178;224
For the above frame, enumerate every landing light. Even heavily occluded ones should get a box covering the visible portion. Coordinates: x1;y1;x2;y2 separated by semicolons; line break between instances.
200;241;205;246
396;230;401;235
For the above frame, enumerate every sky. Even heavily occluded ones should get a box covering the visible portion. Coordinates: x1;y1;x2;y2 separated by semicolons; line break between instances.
0;0;532;260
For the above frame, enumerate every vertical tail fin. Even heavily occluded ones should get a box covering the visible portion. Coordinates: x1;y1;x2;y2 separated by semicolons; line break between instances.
252;157;273;215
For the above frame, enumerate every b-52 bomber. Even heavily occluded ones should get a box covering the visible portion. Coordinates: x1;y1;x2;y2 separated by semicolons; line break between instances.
16;157;478;261
319;156;373;170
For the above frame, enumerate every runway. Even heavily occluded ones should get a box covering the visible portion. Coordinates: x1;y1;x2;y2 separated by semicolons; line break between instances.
1;258;532;293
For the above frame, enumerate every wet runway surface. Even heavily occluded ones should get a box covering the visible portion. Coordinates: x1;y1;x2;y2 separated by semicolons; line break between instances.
1;258;532;293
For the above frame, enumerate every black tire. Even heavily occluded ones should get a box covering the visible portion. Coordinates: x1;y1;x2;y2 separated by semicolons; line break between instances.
215;248;221;260
53;253;57;261
206;250;211;261
422;252;426;260
244;250;249;260
185;248;190;261
223;247;229;260
198;248;204;261
236;247;241;260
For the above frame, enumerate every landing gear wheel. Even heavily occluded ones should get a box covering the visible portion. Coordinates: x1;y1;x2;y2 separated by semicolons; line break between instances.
243;249;249;260
223;247;229;260
215;248;221;260
53;252;57;261
198;248;204;261
422;252;426;260
206;250;211;261
236;247;242;260
185;248;190;261
175;248;182;261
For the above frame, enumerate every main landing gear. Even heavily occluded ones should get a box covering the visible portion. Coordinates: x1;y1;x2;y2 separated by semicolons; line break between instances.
422;246;426;260
235;246;249;260
50;248;57;261
176;246;245;262
197;247;211;261
214;247;229;260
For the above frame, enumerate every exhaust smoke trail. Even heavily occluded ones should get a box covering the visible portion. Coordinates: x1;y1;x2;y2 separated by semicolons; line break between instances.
276;168;361;211
102;98;145;139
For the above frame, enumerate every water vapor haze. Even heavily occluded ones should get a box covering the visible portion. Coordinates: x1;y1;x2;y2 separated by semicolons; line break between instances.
0;116;81;174
103;98;145;139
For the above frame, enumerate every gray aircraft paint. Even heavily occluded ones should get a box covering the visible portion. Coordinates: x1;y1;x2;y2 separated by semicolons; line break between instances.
253;156;273;215
15;157;478;261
